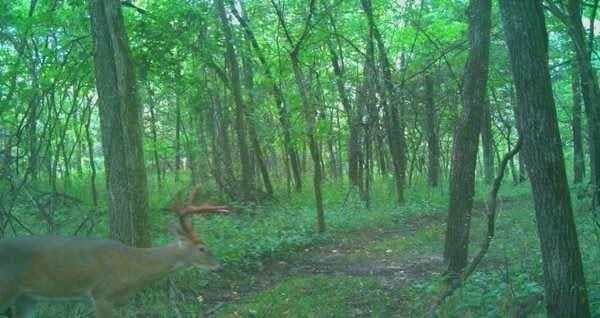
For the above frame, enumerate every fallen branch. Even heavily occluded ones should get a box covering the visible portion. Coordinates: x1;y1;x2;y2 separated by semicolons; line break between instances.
427;138;522;318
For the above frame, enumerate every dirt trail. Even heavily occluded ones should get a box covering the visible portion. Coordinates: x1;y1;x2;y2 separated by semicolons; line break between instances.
200;213;447;317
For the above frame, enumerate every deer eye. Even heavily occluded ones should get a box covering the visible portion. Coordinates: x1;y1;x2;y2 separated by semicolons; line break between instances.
198;246;206;252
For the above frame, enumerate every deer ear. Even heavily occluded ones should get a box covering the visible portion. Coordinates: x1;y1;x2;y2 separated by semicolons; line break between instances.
168;222;188;241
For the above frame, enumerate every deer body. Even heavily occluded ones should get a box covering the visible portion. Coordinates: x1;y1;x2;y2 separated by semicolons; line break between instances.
0;188;229;318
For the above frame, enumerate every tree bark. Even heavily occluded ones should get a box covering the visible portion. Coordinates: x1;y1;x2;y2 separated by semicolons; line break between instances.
216;0;253;198
240;15;274;197
499;1;591;316
325;18;360;187
424;73;440;188
89;0;150;247
228;1;302;191
481;98;494;184
572;57;585;184
148;100;163;190
564;0;600;207
444;0;491;274
84;98;98;207
361;0;407;204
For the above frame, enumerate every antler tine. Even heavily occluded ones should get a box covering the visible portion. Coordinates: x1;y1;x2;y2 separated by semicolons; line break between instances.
170;185;230;244
181;204;231;214
171;191;184;216
186;184;203;206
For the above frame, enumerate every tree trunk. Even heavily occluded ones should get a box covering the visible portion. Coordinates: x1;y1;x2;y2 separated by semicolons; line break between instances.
216;0;253;198
228;2;302;191
499;1;591;316
481;98;494;184
361;0;407;205
89;0;150;247
424;73;440;188
241;18;274;196
84;99;98;207
572;58;585;184
444;0;491;274
565;0;600;207
175;100;182;181
290;51;325;232
326;24;360;186
148;101;163;190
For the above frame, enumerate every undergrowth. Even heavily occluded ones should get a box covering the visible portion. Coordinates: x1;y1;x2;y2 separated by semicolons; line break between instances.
2;173;599;317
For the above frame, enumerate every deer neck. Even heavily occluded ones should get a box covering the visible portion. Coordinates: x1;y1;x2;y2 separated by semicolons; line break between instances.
131;244;190;280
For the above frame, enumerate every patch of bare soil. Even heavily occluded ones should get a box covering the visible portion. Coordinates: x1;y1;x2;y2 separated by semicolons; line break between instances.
201;213;446;317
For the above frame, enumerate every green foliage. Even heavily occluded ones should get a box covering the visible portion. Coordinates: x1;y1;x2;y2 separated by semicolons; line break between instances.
216;275;390;318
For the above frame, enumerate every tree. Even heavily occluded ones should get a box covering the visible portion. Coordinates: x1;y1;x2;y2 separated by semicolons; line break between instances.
444;0;491;274
499;0;591;316
361;0;408;205
215;0;254;199
424;73;440;188
572;65;585;184
546;0;600;208
272;0;325;232
89;0;150;247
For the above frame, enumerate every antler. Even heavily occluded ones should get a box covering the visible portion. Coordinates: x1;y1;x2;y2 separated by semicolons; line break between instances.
171;185;230;244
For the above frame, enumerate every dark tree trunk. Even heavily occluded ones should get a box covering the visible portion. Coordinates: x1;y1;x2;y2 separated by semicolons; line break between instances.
89;0;150;247
228;2;302;191
216;89;233;180
572;58;585;184
290;53;325;232
216;0;253;198
84;99;98;207
240;19;274;196
326;22;360;186
499;1;591;317
272;0;325;232
481;98;494;184
148;101;163;190
565;0;600;207
444;0;491;274
361;0;407;205
175;100;182;181
424;73;440;188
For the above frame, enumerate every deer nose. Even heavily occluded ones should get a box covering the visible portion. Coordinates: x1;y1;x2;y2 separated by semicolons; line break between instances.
213;265;224;272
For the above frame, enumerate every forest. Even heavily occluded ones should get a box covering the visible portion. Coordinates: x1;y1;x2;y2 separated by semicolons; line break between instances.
0;0;599;317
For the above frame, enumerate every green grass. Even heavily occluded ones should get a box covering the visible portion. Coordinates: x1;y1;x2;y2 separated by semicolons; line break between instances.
215;276;391;318
3;173;599;317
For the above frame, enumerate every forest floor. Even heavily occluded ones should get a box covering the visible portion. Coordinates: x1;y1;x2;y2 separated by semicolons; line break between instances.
201;211;447;317
32;184;599;317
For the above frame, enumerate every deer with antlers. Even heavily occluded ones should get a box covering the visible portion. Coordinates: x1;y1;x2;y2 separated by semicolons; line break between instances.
0;186;229;318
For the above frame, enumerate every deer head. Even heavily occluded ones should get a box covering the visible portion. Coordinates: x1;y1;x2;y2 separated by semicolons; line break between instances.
169;185;230;270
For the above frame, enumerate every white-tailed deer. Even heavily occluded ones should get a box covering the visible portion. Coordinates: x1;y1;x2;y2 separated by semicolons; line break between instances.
0;187;230;318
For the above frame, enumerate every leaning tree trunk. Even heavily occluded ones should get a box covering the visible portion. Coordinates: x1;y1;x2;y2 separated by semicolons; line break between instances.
444;0;491;275
499;1;591;317
89;0;150;247
572;64;585;184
